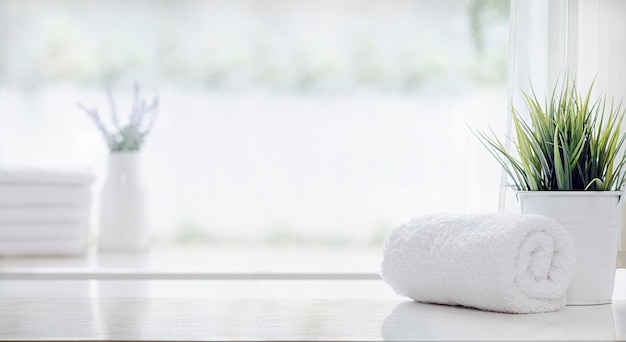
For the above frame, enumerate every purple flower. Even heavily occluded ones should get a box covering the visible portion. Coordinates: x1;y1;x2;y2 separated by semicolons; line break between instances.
78;83;159;151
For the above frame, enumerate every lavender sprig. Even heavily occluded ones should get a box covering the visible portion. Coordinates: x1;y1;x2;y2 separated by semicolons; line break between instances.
106;88;121;131
78;84;159;152
76;103;117;149
136;97;159;136
129;83;142;129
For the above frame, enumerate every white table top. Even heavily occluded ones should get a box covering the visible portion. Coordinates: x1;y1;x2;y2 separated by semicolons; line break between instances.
0;248;625;341
1;296;624;341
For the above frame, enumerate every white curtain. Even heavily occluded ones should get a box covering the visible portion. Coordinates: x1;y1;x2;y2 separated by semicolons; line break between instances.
507;0;626;267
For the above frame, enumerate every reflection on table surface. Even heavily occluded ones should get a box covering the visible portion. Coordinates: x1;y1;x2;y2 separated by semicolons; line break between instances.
1;285;625;341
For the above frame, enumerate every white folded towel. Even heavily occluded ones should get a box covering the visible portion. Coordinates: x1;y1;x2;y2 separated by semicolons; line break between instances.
0;237;86;256
0;185;92;207
0;168;94;186
0;222;88;240
0;207;90;223
381;213;576;314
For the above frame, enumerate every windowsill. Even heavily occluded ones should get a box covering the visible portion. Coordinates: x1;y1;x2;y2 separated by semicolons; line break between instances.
0;244;383;280
1;244;625;300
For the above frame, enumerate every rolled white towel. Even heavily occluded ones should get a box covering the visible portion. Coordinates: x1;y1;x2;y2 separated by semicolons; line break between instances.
0;168;94;186
0;185;92;207
381;213;576;314
0;207;90;223
0;222;88;240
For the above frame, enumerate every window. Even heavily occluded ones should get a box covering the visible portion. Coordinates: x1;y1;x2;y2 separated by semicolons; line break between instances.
0;0;509;254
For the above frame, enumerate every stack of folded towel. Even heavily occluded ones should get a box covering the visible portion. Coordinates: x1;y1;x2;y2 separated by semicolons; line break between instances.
381;213;576;314
0;169;94;256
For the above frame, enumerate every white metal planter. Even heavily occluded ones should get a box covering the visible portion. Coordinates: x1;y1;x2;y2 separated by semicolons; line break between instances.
517;191;620;305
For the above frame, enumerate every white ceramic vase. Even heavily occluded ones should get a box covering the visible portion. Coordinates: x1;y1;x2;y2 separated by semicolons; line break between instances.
517;191;621;305
98;151;149;252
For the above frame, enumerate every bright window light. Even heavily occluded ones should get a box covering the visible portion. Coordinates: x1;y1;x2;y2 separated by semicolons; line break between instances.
0;0;510;250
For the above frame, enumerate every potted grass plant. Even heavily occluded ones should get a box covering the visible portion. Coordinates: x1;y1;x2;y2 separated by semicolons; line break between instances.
472;77;626;305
